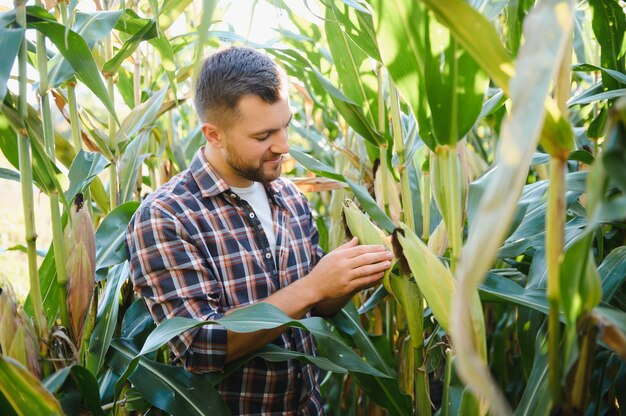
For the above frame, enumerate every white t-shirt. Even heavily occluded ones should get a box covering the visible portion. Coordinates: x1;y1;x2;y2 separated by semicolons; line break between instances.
230;182;277;260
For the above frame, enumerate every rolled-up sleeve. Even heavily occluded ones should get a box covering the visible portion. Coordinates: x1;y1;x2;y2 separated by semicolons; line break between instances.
126;203;227;373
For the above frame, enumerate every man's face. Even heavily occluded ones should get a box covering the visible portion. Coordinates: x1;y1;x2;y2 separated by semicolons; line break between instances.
219;94;292;186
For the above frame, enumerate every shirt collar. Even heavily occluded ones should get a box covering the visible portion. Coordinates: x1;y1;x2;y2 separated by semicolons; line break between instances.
189;147;232;197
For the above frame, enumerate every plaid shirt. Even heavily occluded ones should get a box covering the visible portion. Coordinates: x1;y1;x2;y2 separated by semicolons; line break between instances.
126;148;326;415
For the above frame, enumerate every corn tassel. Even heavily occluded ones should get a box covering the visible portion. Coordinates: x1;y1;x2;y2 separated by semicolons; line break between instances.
65;193;96;342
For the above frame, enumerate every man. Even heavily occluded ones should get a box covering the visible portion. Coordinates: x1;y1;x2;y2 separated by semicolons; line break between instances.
125;46;393;415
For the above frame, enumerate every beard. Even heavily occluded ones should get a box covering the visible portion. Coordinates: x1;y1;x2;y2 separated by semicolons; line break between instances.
224;141;282;183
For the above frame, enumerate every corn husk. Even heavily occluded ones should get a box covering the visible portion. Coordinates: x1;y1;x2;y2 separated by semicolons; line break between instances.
0;284;40;376
430;146;467;231
16;308;39;377
341;199;395;292
394;223;486;358
65;193;96;342
374;160;402;224
427;220;448;257
0;283;17;354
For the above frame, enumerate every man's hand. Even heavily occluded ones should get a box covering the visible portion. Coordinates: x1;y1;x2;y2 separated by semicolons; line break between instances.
303;237;393;303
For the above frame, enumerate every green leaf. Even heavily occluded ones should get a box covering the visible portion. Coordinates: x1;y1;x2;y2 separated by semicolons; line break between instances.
395;224;454;332
158;0;193;30
514;334;551;416
269;48;382;145
603;115;626;194
116;86;168;144
120;299;155;343
249;344;347;374
103;18;157;76
48;10;123;88
415;0;514;93
0;28;24;100
29;21;118;124
41;366;73;393
0;167;20;182
65;150;110;203
118;131;151;204
561;235;602;322
0;102;59;195
332;304;395;373
326;1;378;129
346;178;396;233
573;63;626;85
289;148;346;182
95;201;139;271
568;88;626;106
149;36;178;98
108;339;231;416
0;356;63;415
589;0;626;91
24;241;60;328
423;16;488;145
43;365;105;416
330;1;381;61
138;302;389;378
87;262;129;375
479;272;549;315
599;247;626;302
331;305;412;416
370;0;428;131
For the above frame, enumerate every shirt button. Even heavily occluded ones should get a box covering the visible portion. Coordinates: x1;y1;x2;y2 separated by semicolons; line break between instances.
297;373;302;380
249;212;255;218
265;252;272;259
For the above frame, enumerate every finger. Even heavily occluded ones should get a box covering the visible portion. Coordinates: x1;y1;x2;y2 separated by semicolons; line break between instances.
343;244;388;259
351;261;392;278
351;272;385;291
349;250;393;266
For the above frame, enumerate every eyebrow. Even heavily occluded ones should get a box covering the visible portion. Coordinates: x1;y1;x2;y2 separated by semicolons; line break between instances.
250;114;293;136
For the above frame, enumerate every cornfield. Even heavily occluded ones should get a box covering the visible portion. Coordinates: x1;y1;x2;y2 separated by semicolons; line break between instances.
0;0;625;414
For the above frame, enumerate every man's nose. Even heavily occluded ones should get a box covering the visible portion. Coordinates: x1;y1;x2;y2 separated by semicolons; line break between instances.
271;127;290;154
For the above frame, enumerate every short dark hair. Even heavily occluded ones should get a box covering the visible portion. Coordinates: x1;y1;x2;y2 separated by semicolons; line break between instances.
194;46;287;128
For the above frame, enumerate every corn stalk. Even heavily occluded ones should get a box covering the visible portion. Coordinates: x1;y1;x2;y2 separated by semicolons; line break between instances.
388;76;430;416
546;30;573;408
36;0;70;331
103;0;118;209
15;0;47;342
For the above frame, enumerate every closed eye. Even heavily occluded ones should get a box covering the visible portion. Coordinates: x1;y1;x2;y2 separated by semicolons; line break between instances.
252;114;293;140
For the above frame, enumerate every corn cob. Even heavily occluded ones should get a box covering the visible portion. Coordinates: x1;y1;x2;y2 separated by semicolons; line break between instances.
64;193;96;342
341;199;395;292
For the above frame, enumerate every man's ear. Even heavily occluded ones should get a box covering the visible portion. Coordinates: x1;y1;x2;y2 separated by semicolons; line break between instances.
201;122;223;148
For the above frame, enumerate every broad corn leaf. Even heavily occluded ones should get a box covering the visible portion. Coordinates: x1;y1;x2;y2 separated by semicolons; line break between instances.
416;0;514;93
394;223;485;353
326;0;378;129
423;15;488;145
0;356;63;415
